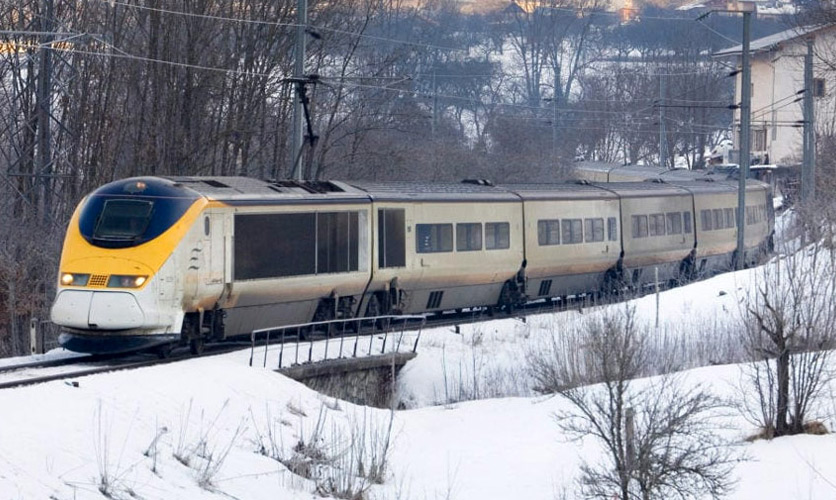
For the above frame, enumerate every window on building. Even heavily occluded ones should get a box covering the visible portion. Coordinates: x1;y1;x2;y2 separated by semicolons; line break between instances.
753;128;767;152
814;78;826;98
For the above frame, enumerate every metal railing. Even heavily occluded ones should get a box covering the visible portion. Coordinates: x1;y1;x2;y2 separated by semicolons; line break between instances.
248;314;426;369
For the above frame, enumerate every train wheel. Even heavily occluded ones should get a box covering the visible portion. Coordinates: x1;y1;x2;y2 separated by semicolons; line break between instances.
189;337;205;355
154;344;173;359
366;294;381;317
182;314;204;355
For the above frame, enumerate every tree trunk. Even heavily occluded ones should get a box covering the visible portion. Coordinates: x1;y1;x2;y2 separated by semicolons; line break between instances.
776;345;790;435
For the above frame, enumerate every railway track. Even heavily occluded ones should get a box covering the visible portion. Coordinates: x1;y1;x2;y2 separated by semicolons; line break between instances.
0;345;243;390
0;287;642;391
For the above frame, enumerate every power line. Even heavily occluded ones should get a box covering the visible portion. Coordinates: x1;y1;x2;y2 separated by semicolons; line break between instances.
92;0;465;53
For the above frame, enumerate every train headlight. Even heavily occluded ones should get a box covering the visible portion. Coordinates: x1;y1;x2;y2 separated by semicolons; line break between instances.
107;275;148;288
60;273;90;286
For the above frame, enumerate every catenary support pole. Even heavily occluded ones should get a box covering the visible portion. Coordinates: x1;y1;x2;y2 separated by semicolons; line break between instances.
802;37;816;205
290;0;307;181
736;9;752;270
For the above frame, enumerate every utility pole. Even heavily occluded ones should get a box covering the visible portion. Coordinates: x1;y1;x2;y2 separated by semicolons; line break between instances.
552;72;559;165
659;72;667;169
801;37;816;204
290;0;307;181
735;6;753;270
37;0;54;219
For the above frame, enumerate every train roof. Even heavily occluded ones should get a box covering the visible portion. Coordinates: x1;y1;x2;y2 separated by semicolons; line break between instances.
593;181;692;198
163;176;371;204
572;162;717;183
346;180;520;202
498;182;618;201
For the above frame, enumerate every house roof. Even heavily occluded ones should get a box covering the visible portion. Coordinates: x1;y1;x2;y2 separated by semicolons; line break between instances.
713;24;831;58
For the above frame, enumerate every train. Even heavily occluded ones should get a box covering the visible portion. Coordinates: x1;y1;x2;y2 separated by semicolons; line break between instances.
50;174;774;355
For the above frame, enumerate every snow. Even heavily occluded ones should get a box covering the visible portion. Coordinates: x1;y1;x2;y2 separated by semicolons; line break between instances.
2;214;836;499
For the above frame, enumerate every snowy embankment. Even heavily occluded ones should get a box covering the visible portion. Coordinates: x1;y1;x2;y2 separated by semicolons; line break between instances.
3;215;836;499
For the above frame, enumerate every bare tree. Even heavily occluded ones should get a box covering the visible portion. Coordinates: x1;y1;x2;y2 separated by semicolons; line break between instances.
740;226;836;438
530;307;737;500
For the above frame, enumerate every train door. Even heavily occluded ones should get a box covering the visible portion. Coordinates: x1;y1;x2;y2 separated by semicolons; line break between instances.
203;211;228;301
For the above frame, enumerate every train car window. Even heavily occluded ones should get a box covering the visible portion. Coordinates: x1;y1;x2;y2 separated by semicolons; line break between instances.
538;220;560;246
485;222;510;249
456;223;483;251
649;214;666;236
561;219;583;244
584;218;604;242
234;213;316;279
745;207;754;225
724;208;735;228
700;210;712;231
631;215;648;238
317;212;359;274
93;200;153;241
204;216;211;236
607;217;618;241
683;212;692;233
713;209;724;230
666;212;682;235
378;209;405;268
416;224;453;253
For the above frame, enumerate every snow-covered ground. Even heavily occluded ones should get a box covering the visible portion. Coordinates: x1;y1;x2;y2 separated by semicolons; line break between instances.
2;215;836;499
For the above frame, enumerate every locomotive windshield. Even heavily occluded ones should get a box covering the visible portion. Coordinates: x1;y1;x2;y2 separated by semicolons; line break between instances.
78;178;200;249
93;200;153;241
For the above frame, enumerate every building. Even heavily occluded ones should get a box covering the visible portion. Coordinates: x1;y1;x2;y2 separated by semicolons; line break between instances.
714;23;836;167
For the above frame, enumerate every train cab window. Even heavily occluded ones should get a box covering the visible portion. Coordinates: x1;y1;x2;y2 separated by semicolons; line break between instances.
631;215;648;238
607;217;618;241
649;214;666;237
724;208;735;228
93;199;153;241
456;223;482;251
379;209;405;268
416;224;453;253
538;220;560;246
485;222;510;249
666;212;682;235
562;219;583;244
700;210;712;231
713;209;724;229
584;218;604;242
683;212;692;233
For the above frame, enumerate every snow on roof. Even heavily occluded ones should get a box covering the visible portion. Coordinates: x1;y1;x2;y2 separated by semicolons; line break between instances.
713;24;832;58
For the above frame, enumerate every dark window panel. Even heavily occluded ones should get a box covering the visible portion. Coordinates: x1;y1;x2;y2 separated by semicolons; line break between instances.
379;209;406;268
